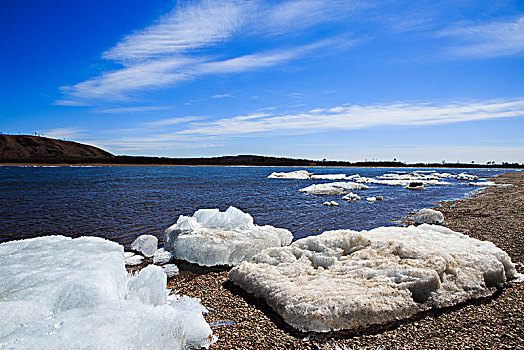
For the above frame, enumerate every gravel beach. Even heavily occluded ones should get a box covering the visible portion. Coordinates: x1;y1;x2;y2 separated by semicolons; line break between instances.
167;172;524;350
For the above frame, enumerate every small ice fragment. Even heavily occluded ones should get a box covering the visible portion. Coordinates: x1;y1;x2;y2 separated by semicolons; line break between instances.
125;254;144;266
123;251;135;258
163;264;180;278
366;197;376;202
413;209;444;225
153;248;173;265
342;192;361;201
131;234;158;257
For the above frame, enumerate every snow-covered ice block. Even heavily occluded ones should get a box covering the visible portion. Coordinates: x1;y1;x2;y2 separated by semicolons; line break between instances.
268;170;311;179
413;208;444;224
131;234;158;257
366;197;377;202
164;206;293;267
323;201;339;206
0;236;215;349
153;248;173;265
125;253;144;266
163;264;180;278
228;225;517;332
299;182;369;195
342;192;361;201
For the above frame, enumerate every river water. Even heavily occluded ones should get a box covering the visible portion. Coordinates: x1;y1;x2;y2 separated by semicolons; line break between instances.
0;166;512;247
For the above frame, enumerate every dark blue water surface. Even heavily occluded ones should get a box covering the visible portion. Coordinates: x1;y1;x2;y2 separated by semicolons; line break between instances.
0;166;514;247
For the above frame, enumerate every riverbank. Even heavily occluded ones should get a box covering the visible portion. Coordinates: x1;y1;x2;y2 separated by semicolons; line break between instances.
166;172;523;349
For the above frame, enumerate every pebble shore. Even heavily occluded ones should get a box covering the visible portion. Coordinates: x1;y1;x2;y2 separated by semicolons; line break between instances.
167;172;524;349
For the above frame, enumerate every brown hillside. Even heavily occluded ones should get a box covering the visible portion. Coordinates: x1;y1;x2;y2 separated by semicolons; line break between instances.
0;135;114;160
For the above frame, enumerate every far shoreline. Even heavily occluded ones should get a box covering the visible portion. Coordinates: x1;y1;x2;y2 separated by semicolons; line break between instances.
2;163;523;170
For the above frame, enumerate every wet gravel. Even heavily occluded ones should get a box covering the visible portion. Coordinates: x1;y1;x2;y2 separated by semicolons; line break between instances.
166;172;524;350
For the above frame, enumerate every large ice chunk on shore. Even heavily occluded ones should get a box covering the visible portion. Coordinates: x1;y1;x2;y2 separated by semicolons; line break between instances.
299;182;369;195
164;207;293;267
268;170;312;179
413;208;444;224
0;236;214;349
229;225;517;332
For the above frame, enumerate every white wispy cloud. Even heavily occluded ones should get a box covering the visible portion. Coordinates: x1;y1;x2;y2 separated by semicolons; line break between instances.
439;16;524;58
177;98;524;136
141;116;202;126
211;93;234;99
44;127;87;140
58;0;357;104
103;0;246;62
96;106;171;114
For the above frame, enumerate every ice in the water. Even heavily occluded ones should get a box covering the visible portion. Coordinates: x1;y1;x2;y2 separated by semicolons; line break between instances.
323;201;339;206
153;248;173;265
164;206;293;266
131;234;158;257
163;264;180;278
413;208;444;224
268;170;312;179
342;192;361;201
124;251;135;258
455;173;478;181
311;174;349;180
228;225;517;332
0;236;214;349
125;253;144;266
299;182;369;195
366;197;377;202
465;181;515;188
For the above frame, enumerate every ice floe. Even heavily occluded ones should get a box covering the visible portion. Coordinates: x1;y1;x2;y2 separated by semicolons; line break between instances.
131;234;158;257
413;208;444;224
268;170;356;180
366;197;377;202
464;181;515;188
0;235;214;349
311;174;350;180
164;207;293;267
455;173;478;181
342;193;361;201
228;225;517;332
323;201;339;206
268;170;312;179
299;182;369;195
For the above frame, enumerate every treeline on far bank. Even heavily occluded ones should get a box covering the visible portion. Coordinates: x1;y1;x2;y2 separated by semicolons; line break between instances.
1;154;523;169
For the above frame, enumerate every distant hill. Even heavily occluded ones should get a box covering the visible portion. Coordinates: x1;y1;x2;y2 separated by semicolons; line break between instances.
0;135;114;162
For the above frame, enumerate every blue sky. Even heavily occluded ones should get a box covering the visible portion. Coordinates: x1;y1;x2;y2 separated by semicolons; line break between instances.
1;0;523;163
